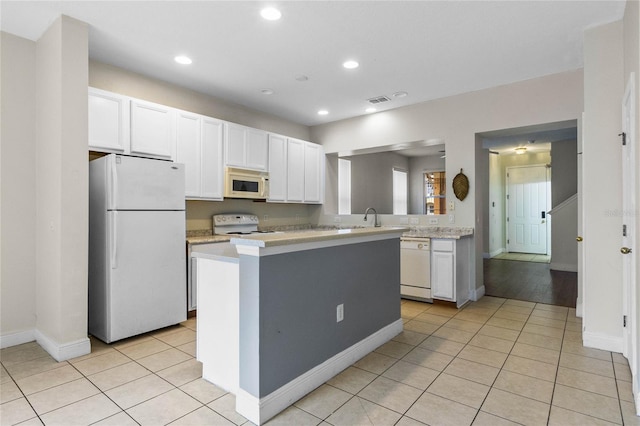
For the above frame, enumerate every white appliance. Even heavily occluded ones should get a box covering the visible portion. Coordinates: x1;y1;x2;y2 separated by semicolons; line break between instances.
89;154;186;343
224;167;269;199
400;238;432;301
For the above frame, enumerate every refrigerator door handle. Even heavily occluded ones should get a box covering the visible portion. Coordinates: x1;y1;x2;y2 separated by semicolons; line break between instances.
110;158;118;209
110;211;118;269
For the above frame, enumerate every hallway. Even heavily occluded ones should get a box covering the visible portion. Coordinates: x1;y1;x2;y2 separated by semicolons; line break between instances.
483;258;578;308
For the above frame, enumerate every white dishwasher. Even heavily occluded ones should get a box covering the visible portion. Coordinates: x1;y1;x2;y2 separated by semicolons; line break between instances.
400;238;432;301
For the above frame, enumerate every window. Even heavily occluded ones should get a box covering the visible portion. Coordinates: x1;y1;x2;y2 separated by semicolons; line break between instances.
425;171;446;215
393;168;408;215
338;158;351;214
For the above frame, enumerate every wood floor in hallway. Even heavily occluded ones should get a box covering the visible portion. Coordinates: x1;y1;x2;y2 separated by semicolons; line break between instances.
483;258;578;308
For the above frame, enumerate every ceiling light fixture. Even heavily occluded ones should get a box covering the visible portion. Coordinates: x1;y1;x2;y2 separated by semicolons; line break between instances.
365;107;377;113
261;89;274;95
392;91;408;98
343;60;359;69
515;147;527;155
174;55;192;65
317;110;329;116
260;7;282;21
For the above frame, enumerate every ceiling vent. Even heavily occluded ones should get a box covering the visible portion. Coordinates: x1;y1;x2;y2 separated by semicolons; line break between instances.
367;95;391;104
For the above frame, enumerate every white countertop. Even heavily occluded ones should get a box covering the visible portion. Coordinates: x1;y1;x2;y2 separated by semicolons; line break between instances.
402;227;474;240
231;226;408;248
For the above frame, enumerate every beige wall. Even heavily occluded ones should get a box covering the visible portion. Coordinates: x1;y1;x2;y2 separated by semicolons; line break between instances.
311;70;583;229
89;61;310;141
583;20;624;348
1;32;37;342
35;16;90;358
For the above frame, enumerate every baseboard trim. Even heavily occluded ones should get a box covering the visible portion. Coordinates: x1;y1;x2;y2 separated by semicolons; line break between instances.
35;330;91;362
583;331;623;353
485;248;504;259
0;329;35;349
236;319;404;425
550;262;577;272
471;285;485;301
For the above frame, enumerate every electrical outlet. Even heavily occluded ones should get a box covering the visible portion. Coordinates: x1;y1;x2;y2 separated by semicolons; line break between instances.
263;215;269;221
336;304;344;322
334;216;341;223
449;201;455;211
410;217;420;225
448;214;455;224
428;218;438;225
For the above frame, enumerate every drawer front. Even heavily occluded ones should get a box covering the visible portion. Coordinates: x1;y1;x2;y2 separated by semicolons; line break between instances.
401;240;430;250
431;239;454;252
401;285;432;300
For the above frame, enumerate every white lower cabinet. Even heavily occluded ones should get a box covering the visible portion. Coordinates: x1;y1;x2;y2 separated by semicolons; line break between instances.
176;112;224;200
431;237;472;307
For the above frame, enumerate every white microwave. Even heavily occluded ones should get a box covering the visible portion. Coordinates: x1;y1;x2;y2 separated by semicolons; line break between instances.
224;167;269;199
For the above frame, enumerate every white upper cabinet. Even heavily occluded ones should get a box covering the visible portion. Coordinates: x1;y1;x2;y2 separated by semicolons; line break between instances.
88;87;129;153
200;118;224;200
304;142;323;204
176;111;224;200
225;122;268;171
130;98;175;160
268;134;287;202
286;138;305;202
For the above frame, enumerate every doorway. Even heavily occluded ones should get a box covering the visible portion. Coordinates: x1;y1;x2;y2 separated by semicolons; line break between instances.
478;121;579;306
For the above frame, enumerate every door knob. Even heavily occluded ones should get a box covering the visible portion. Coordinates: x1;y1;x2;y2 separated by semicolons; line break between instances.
576;236;583;242
621;247;632;255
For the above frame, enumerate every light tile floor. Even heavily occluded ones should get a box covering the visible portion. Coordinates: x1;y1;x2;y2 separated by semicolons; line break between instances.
1;297;639;425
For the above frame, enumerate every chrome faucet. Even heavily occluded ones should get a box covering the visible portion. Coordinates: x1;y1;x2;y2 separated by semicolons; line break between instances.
364;207;380;227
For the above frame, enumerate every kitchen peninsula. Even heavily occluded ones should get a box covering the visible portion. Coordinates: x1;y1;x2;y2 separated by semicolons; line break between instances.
193;227;406;425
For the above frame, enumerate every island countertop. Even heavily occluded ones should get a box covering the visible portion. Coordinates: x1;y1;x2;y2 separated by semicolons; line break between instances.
230;226;408;248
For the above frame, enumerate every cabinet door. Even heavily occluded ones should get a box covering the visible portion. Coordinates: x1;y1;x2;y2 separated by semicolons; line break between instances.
431;250;455;300
201;118;224;200
225;123;246;168
88;88;129;153
130;99;174;159
268;134;287;202
287;139;305;202
176;112;201;197
304;142;323;203
245;128;269;171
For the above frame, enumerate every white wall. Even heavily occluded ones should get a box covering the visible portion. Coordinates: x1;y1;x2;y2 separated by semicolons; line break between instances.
582;20;624;350
551;140;578;206
486;152;503;257
0;32;37;345
311;71;583;229
35;16;90;359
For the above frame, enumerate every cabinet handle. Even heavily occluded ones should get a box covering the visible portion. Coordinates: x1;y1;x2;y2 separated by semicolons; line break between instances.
621;247;632;255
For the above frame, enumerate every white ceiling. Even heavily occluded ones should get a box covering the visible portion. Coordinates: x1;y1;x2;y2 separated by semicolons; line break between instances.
1;1;626;127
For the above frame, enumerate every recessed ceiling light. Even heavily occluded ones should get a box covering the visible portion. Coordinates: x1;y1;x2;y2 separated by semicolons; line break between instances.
261;89;274;95
343;60;359;69
318;110;329;116
260;7;282;21
365;107;377;113
174;55;192;65
392;91;408;98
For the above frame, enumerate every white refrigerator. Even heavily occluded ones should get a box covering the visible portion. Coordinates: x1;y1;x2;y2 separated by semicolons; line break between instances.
89;154;186;343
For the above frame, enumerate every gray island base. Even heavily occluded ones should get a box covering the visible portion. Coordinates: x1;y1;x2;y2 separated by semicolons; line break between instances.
193;227;406;425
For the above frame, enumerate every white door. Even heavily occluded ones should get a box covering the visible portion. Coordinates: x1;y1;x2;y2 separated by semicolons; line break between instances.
621;74;637;381
506;165;549;254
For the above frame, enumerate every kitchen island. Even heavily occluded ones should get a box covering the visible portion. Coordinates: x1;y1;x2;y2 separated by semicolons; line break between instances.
192;227;406;425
